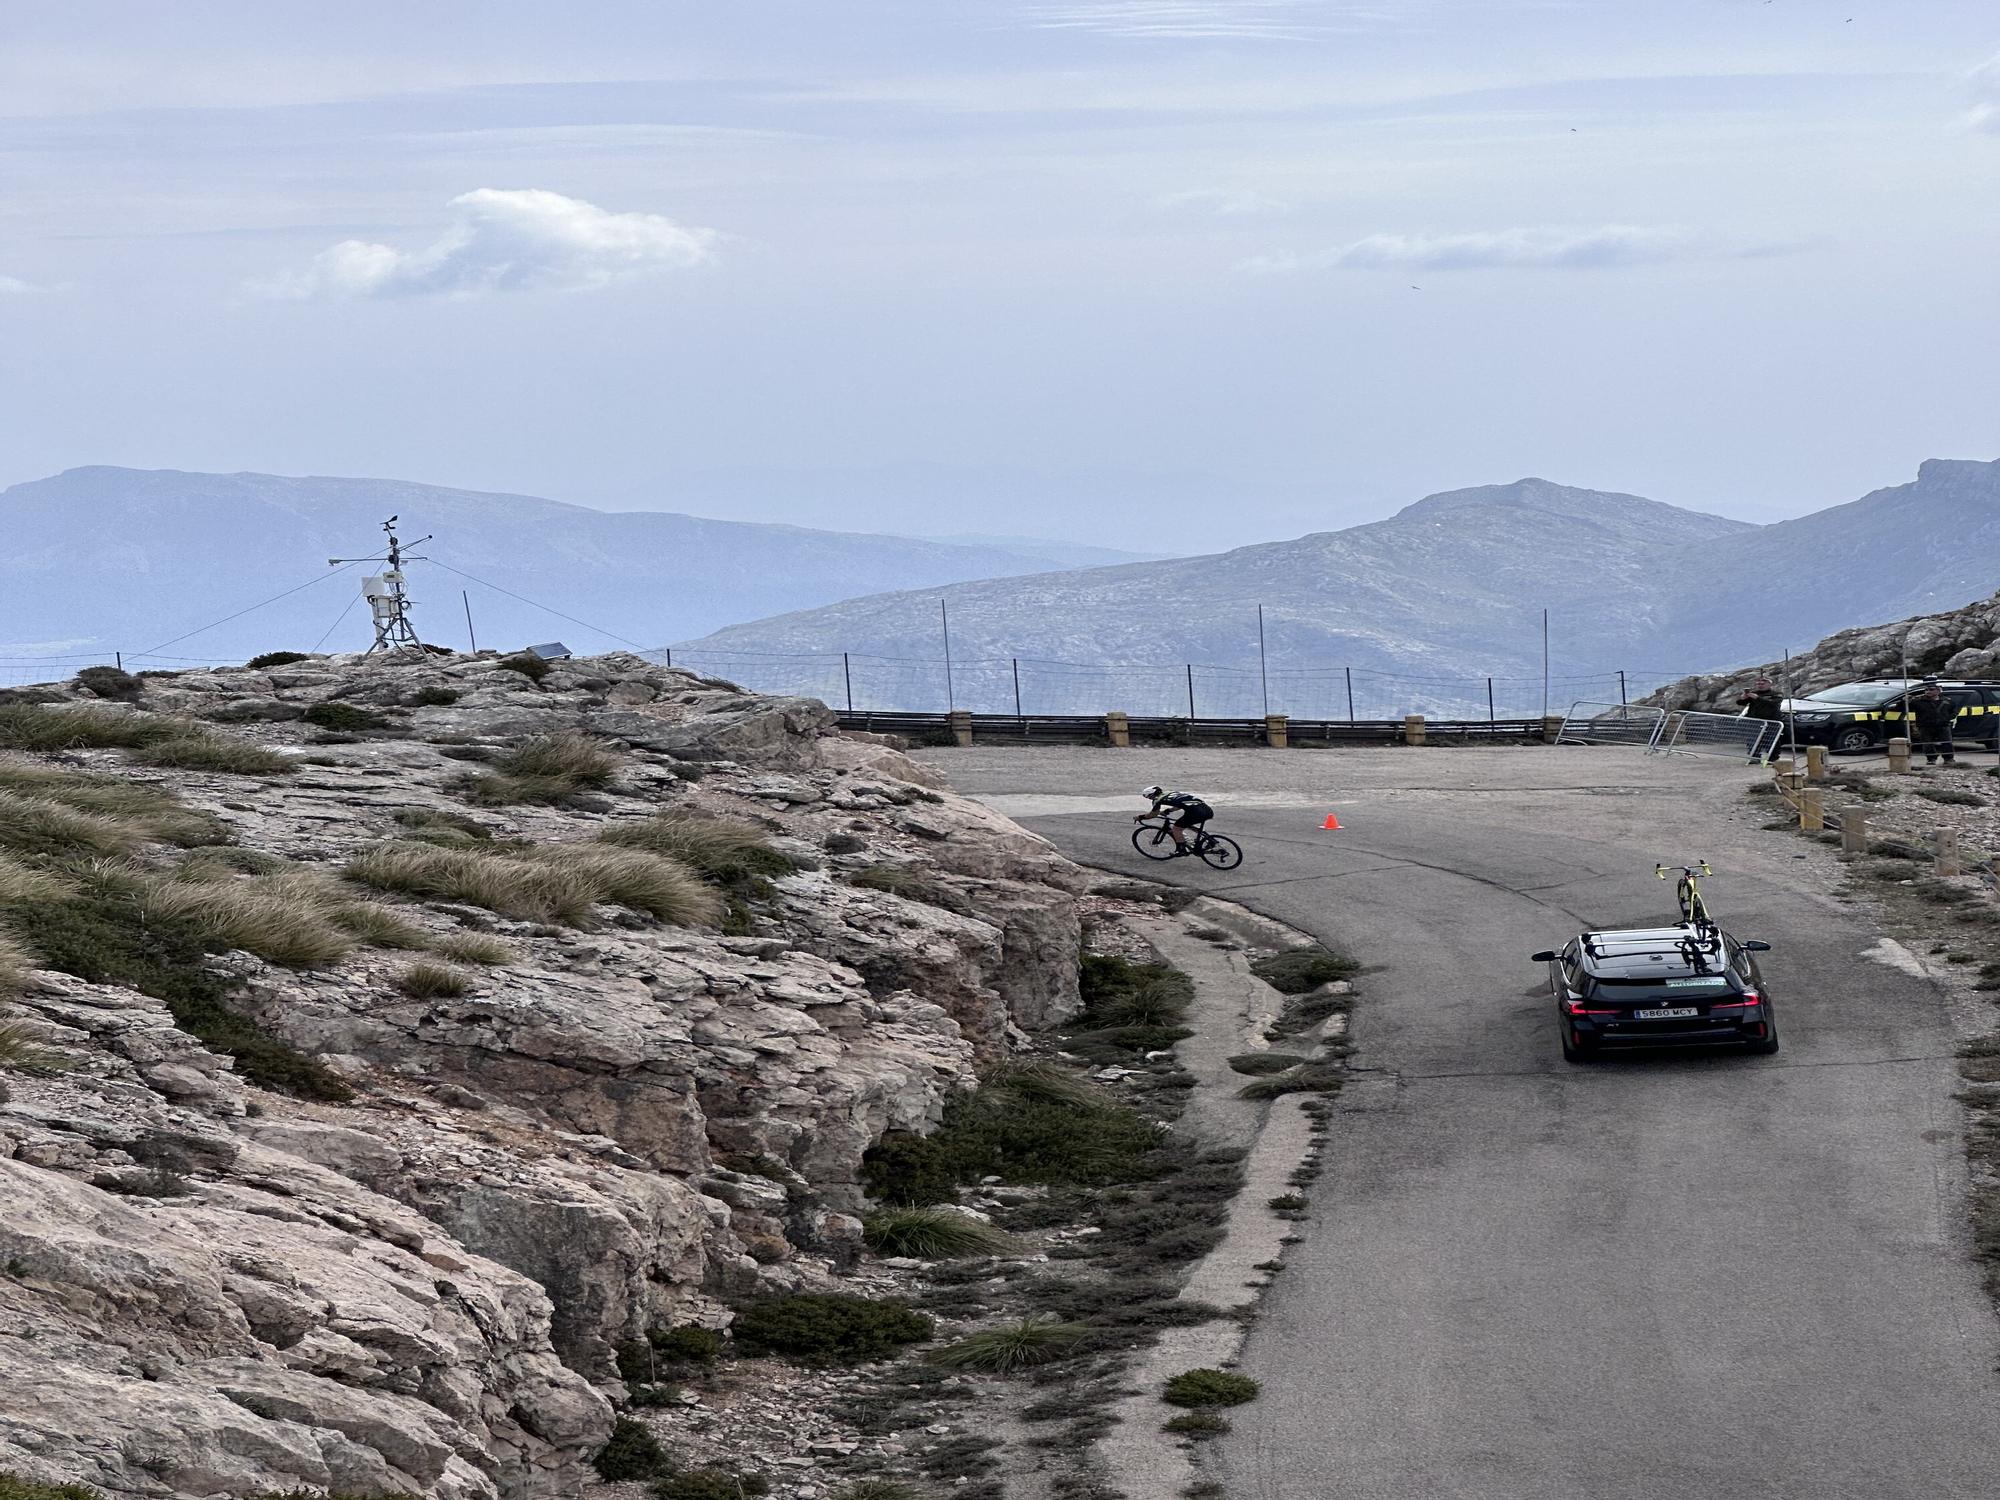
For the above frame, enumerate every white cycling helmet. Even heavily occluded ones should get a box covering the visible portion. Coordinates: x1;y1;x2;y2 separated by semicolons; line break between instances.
1141;784;1164;799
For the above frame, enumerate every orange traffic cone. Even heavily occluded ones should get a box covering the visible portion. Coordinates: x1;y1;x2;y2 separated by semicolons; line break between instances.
1321;813;1342;830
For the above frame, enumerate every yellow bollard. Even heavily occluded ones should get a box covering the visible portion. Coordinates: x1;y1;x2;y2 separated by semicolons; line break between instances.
1800;788;1824;832
1806;745;1828;781
1104;711;1130;748
1886;736;1911;773
1264;714;1289;748
1840;807;1868;853
948;709;973;747
1403;714;1426;747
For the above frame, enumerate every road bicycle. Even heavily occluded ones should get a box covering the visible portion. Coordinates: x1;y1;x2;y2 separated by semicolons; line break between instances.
1657;861;1715;929
1133;815;1243;870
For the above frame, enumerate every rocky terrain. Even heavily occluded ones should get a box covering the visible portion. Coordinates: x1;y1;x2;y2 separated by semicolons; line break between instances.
0;649;1091;1499
1648;586;2000;712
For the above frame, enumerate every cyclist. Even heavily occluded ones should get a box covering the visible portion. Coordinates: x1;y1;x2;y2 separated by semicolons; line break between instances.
1137;784;1213;855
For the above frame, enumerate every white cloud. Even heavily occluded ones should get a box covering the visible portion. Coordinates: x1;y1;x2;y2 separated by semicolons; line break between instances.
0;275;42;294
259;188;717;300
1159;187;1294;216
1019;2;1390;40
1971;53;2000;133
1241;225;1800;273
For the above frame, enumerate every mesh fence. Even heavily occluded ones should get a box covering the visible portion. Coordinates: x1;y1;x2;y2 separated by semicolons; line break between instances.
1558;702;1668;748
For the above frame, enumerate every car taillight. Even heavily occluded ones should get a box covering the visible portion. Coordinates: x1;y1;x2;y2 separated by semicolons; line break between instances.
1563;997;1616;1016
1711;993;1760;1009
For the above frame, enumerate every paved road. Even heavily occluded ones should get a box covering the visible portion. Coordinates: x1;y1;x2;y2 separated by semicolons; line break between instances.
926;748;2000;1500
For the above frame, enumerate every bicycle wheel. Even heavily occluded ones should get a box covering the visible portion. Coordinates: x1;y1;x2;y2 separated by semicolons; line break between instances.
1132;825;1178;861
1196;834;1243;870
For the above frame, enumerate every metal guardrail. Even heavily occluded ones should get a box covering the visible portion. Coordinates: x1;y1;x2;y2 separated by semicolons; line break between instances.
835;711;1550;746
1557;701;1666;748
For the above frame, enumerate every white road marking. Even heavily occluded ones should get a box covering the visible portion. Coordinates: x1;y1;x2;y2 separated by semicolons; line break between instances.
1861;937;1929;978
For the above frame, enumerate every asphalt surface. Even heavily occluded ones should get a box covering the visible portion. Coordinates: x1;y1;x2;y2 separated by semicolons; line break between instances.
924;747;2000;1500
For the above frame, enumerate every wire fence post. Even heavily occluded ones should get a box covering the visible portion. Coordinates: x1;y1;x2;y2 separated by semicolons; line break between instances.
1345;666;1355;723
1012;657;1022;718
1257;606;1270;717
1186;663;1196;721
843;652;854;714
940;599;955;712
1541;609;1551;720
114;651;122;671
1487;677;1495;724
1618;669;1627;707
461;591;477;653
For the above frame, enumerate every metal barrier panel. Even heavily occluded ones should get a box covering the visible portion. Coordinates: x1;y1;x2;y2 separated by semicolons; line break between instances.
1648;710;1783;764
1558;701;1665;748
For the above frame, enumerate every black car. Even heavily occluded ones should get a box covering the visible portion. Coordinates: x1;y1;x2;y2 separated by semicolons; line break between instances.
1783;678;2000;754
1531;925;1778;1062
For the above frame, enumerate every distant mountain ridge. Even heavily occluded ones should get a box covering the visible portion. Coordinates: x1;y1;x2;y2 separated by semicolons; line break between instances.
0;467;1119;662
680;460;2000;715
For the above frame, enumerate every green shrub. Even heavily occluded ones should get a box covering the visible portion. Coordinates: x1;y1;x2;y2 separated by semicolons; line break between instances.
1251;945;1360;994
730;1293;932;1364
462;732;622;806
0;878;350;1101
1267;1193;1308;1211
397;961;469;998
824;832;866;855
329;901;430;950
139;876;353;968
1916;786;1985;807
863;1207;1016;1259
1228;1052;1308;1076
410;686;459;706
497;653;552;683
0;705;174;752
75;666;143;702
392;806;494;842
1077;954;1194;1027
132;733;295;776
927;1316;1090;1373
0;1473;108;1500
1162;1369;1260;1408
1237;1063;1343;1100
245;651;310;669
432;932;513;966
1163;1410;1230;1438
303;702;386;732
654;1471;769;1500
592;1416;670;1481
652;1323;725;1366
831;1484;922;1500
0;760;224;845
0;792;145;858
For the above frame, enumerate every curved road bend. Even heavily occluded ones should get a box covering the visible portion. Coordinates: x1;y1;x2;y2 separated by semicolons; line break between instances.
925;747;2000;1500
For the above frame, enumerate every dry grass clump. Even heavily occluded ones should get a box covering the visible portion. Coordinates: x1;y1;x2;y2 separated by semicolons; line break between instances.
131;732;295;776
928;1315;1091;1374
0;759;225;845
862;1207;1017;1259
432;932;514;966
0;792;143;859
138;875;354;969
0;1016;67;1073
533;844;724;926
392;806;494;843
397;960;470;999
329;901;431;950
0;857;69;910
596;810;796;885
0;704;174;752
462;732;621;806
0;928;33;995
347;842;599;924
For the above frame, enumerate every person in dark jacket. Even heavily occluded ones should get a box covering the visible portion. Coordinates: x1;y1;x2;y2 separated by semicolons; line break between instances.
1735;679;1783;721
1910;680;1958;765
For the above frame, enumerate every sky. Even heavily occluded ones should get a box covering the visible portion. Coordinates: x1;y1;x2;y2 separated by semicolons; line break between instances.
2;0;1996;548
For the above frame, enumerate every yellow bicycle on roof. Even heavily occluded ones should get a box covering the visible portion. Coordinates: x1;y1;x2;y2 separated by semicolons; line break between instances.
1657;861;1715;928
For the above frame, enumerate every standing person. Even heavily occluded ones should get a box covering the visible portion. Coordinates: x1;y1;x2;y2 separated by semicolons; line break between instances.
1734;678;1783;721
1136;784;1213;854
1911;679;1958;766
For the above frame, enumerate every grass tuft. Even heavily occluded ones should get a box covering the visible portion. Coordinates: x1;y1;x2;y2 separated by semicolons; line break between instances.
245;651;310;669
0;759;225;845
139;874;353;968
592;1417;670;1481
0;1019;66;1073
463;732;622;806
927;1316;1091;1373
0;705;174;752
533;844;725;926
1251;945;1361;994
392;806;494;841
432;932;514;966
397;960;471;999
730;1293;933;1365
596;810;797;887
0;792;143;859
862;1207;1016;1259
1162;1368;1261;1408
346;842;598;924
132;733;295;776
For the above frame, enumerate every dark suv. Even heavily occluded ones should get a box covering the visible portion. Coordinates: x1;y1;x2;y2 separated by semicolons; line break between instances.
1531;925;1778;1062
1784;678;2000;753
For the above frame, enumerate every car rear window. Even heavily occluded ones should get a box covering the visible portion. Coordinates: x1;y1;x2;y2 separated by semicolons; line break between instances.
1590;975;1735;998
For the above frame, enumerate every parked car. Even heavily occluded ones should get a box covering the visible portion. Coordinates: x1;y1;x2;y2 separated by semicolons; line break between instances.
1782;678;2000;753
1531;925;1778;1062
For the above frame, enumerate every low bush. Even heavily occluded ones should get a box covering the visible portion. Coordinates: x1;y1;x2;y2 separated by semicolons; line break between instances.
132;733;295;776
75;666;143;702
655;1471;770;1500
139;876;353;968
848;863;971;915
597;811;797;890
824;832;866;855
246;651;310;669
1916;786;1985;807
497;653;552;683
0;705;174;752
592;1416;670;1481
730;1293;932;1365
304;702;387;732
433;932;514;966
410;686;460;706
397;961;469;999
0;1018;65;1073
863;1207;1016;1259
329;901;429;950
392;806;494;843
463;732;622;806
653;1323;725;1367
0;1473;107;1500
1163;1410;1230;1438
0;760;225;845
1077;954;1194;1028
1267;1193;1308;1212
928;1316;1091;1374
832;1484;923;1500
1237;1063;1344;1100
0;792;144;859
1162;1369;1261;1408
1251;945;1361;994
1228;1052;1307;1076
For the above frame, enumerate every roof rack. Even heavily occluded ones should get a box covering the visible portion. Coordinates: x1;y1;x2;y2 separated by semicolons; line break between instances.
1582;927;1722;973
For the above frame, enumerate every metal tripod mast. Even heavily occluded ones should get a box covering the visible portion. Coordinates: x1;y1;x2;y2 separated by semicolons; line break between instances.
330;517;432;654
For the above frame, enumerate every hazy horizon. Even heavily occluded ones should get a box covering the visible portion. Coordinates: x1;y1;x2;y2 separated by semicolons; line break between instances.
3;2;1996;549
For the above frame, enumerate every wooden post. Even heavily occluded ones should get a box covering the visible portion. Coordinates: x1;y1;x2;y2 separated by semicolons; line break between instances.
1541;713;1564;744
1775;754;1797;780
1264;714;1289;748
1840;807;1868;853
1886;736;1911;773
1104;711;1130;748
1403;713;1426;747
947;709;973;747
1936;828;1962;877
1800;787;1824;832
1805;745;1827;781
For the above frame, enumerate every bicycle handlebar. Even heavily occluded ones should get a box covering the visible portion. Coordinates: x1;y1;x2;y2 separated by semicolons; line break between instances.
1655;862;1712;879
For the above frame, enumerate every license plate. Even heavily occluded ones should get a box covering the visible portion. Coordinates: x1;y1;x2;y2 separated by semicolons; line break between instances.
1634;1006;1700;1021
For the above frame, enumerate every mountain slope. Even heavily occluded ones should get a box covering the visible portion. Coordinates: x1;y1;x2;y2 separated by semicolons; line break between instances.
682;460;2000;714
0;467;1107;663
